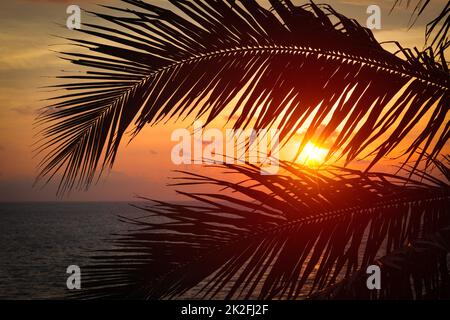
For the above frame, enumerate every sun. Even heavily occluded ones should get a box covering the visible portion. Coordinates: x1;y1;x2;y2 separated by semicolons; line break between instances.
297;142;328;167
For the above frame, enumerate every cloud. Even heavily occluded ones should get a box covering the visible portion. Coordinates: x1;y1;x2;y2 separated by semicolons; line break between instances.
20;0;104;3
148;149;159;155
339;0;389;7
0;146;4;152
0;170;162;202
0;43;56;72
10;106;36;116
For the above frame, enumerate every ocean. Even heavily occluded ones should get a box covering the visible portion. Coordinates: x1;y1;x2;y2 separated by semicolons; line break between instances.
0;201;337;300
0;202;145;299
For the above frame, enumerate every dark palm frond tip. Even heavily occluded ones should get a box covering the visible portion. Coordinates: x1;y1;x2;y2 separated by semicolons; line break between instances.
391;0;449;54
36;0;450;194
311;226;450;299
74;157;450;300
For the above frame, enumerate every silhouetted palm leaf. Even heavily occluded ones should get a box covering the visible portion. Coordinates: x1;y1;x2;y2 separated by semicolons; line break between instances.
76;157;450;299
391;0;449;53
312;226;450;299
36;0;449;194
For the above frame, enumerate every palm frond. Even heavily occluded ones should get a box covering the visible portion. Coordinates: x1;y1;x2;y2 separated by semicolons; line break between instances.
36;0;449;194
391;0;449;53
312;226;450;299
75;157;450;299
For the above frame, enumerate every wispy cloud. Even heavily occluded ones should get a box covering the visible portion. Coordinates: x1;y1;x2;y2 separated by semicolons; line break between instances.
10;106;36;116
339;0;391;8
0;44;58;71
21;0;108;3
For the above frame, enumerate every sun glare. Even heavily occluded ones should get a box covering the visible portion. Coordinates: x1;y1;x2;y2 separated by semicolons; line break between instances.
297;142;328;167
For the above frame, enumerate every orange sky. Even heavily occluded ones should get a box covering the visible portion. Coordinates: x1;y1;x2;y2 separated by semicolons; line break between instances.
0;0;448;201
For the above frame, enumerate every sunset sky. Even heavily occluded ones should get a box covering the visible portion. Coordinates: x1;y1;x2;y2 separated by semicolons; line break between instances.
0;0;447;201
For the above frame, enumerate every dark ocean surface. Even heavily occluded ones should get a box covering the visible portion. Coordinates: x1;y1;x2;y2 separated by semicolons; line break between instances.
0;202;145;299
0;201;351;300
